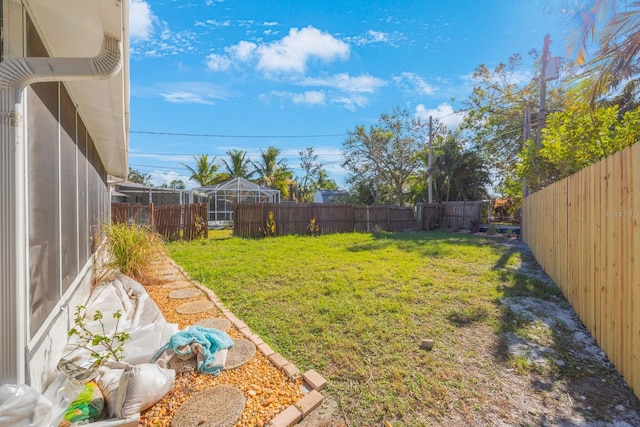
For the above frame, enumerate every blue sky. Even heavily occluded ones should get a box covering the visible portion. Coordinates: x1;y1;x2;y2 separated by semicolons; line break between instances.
128;0;571;188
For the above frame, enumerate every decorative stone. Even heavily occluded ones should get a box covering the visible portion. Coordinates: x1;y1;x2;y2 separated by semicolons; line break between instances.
169;288;201;299
420;339;435;350
176;300;215;314
196;317;232;332
170;385;245;427
225;339;256;370
162;281;190;290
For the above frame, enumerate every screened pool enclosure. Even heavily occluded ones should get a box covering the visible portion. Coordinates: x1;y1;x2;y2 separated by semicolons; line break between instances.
197;178;281;226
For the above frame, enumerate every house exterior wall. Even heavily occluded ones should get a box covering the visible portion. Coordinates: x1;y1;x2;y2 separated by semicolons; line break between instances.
0;0;127;391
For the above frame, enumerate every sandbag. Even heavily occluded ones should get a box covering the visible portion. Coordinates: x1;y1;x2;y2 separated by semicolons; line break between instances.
102;363;174;419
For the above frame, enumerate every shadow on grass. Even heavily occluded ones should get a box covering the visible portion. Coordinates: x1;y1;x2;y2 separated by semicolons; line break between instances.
346;230;494;258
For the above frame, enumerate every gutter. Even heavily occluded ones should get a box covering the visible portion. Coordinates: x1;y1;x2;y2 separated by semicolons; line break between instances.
0;35;122;100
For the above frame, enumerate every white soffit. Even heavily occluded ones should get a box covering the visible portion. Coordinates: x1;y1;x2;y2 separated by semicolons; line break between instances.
24;0;129;179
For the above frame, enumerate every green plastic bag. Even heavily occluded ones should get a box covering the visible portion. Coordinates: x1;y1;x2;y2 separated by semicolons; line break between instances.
60;381;104;425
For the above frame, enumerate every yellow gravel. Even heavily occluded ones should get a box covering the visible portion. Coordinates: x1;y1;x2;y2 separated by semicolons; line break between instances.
138;255;304;427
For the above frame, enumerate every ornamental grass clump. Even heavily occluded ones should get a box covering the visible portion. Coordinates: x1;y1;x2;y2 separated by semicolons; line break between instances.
103;222;162;279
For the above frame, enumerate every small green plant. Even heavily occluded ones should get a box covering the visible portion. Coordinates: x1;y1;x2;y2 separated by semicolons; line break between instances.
194;214;206;239
68;305;130;367
262;211;276;237
510;354;531;374
103;222;162;278
307;217;321;237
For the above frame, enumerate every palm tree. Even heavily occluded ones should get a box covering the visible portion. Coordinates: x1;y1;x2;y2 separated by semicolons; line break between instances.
220;149;255;181
183;154;219;186
253;146;293;196
567;2;640;104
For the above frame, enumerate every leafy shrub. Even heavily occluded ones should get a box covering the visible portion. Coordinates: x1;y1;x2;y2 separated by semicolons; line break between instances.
68;306;130;367
307;217;321;237
261;211;277;237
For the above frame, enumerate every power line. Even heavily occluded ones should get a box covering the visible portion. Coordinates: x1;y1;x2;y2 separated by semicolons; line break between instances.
131;130;347;138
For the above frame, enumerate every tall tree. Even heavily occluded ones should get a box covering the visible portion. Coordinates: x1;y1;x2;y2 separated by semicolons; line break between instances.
315;169;339;191
519;103;640;189
220;149;255;181
128;168;151;186
342;108;423;206
183;154;220;186
295;147;323;202
253;146;293;197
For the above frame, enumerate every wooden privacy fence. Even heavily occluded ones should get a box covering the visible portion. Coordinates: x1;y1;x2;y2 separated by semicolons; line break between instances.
111;202;146;224
153;203;208;240
523;142;640;399
417;201;483;230
234;203;419;237
111;202;208;240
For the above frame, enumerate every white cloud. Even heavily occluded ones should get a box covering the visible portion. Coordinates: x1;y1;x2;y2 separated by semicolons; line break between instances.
345;29;404;47
129;0;154;40
261;90;326;107
393;72;434;96
195;19;231;28
160;91;217;105
225;41;257;62
415;103;464;128
256;26;349;73
331;94;369;112
292;91;326;105
148;170;197;189
152;82;227;105
299;73;387;93
206;53;232;71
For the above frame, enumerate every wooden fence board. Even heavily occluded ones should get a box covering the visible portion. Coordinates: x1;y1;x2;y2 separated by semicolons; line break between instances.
233;203;418;237
523;142;640;400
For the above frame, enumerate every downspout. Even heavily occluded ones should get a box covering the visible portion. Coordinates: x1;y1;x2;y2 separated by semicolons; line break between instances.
0;35;122;385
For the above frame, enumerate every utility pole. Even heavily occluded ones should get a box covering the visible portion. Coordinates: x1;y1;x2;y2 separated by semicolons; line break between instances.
522;106;531;198
427;115;433;204
535;34;551;149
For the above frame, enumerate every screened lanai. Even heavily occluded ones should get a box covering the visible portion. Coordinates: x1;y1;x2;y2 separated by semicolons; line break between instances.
198;177;281;225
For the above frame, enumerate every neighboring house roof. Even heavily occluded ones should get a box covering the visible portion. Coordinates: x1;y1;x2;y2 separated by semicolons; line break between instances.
314;190;350;203
24;0;130;179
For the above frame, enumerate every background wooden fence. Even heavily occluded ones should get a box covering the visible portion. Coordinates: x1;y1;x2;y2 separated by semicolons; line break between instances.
417;201;483;230
522;142;640;399
234;203;419;237
111;202;208;240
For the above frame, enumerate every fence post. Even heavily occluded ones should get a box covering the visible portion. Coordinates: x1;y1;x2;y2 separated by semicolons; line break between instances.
149;203;155;227
386;205;391;230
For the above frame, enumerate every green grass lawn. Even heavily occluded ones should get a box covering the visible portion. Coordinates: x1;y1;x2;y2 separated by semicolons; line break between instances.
167;231;561;426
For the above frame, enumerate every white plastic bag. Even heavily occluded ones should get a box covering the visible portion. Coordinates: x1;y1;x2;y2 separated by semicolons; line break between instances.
0;384;52;427
122;322;179;365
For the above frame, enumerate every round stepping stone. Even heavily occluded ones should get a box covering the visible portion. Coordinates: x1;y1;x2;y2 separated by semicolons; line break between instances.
176;300;215;314
169;288;202;299
224;339;256;370
162;281;190;290
170;385;245;427
196;317;231;332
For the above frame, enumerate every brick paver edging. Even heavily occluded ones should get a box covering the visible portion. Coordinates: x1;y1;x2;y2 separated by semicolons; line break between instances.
165;257;327;427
